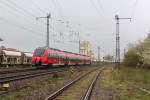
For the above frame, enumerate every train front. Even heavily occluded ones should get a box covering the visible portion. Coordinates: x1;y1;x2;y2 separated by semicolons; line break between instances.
32;47;48;66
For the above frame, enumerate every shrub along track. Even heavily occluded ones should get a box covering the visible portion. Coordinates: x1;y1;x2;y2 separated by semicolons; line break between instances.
44;67;105;100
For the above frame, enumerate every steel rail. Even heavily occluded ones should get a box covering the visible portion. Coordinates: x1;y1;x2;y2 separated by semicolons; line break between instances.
83;69;103;100
0;69;66;84
0;69;66;96
0;68;64;80
44;68;101;100
0;86;27;95
0;69;35;74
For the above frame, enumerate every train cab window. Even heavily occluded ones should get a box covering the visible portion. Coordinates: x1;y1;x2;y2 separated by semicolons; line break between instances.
34;48;46;57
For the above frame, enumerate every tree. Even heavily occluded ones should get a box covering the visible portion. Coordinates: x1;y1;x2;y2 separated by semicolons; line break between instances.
123;50;143;67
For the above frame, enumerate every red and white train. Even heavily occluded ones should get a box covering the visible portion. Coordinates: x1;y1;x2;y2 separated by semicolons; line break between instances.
32;47;91;67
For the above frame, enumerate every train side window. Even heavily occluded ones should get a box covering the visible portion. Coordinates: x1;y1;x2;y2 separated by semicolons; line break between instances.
7;58;10;63
17;59;19;62
27;59;30;63
0;58;1;62
3;56;6;62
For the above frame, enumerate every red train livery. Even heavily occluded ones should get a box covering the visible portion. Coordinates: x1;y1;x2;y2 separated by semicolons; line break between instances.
32;47;91;67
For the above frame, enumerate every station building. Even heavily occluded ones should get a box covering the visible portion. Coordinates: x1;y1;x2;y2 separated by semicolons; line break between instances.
79;40;96;61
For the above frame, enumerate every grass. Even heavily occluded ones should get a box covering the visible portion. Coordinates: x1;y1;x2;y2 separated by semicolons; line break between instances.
0;66;95;100
113;66;150;100
0;87;33;100
0;73;70;100
0;66;34;73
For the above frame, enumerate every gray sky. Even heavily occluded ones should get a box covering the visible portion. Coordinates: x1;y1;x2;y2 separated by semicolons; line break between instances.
0;0;150;58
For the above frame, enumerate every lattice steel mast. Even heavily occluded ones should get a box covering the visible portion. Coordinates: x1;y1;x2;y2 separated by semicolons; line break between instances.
37;13;51;48
115;15;131;68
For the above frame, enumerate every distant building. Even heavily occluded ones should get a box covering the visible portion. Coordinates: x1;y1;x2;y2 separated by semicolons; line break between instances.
80;40;92;58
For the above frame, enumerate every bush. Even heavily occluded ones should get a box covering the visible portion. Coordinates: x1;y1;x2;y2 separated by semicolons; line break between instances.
123;50;143;67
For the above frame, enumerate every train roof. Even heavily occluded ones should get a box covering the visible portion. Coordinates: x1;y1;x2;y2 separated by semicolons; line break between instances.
24;52;33;57
36;47;90;57
2;50;21;57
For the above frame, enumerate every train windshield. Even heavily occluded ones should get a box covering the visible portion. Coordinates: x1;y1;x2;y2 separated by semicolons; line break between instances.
34;48;46;57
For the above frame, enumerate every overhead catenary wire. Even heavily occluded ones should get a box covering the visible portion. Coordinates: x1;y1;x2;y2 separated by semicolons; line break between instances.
0;0;33;19
131;0;138;19
0;2;46;43
0;1;46;36
5;0;47;24
52;1;75;39
0;0;46;27
50;0;64;19
29;0;70;35
52;0;74;26
0;3;43;32
0;0;79;50
48;0;78;42
88;0;105;19
5;0;36;18
1;17;45;37
30;0;46;14
1;0;62;35
54;0;66;20
0;19;45;44
96;0;104;14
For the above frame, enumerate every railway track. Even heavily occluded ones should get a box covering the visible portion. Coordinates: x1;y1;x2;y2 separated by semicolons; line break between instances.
0;65;90;79
83;69;101;100
0;67;36;74
0;68;66;83
0;68;67;95
44;67;104;100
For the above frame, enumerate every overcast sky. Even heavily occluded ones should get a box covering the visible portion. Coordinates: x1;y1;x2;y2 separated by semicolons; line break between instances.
0;0;150;58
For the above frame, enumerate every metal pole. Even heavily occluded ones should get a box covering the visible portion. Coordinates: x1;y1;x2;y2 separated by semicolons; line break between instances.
78;24;81;54
115;15;131;68
115;15;120;68
47;14;50;48
98;46;100;61
79;39;80;54
36;13;51;48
